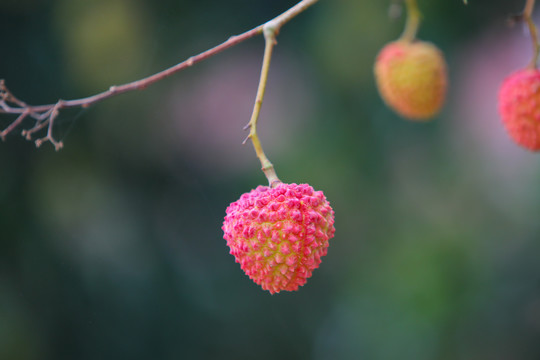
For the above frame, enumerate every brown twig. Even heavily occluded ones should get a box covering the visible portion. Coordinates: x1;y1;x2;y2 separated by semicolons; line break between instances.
0;0;318;150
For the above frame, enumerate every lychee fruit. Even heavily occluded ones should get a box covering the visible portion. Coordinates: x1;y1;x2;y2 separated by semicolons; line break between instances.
222;183;335;294
374;40;448;120
498;68;540;151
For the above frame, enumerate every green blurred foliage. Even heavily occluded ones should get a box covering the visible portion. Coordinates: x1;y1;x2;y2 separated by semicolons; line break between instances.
2;0;540;359
53;0;152;91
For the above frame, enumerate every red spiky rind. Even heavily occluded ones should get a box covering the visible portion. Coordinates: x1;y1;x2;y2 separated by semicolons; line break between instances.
498;68;540;151
374;40;448;121
222;183;335;294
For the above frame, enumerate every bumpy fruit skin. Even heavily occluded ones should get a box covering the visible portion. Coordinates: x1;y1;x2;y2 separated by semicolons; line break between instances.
498;68;540;151
374;40;448;120
222;183;335;294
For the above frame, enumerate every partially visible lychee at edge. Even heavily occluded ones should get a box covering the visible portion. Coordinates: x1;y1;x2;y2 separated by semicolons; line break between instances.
222;183;335;294
498;68;540;151
374;40;448;120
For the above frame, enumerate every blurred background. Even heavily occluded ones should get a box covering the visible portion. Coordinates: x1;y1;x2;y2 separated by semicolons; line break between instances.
2;0;540;359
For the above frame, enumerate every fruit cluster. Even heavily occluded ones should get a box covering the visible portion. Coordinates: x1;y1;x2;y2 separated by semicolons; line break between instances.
224;1;540;294
372;2;540;152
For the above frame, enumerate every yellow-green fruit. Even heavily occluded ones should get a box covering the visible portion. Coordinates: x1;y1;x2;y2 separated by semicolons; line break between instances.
374;40;448;120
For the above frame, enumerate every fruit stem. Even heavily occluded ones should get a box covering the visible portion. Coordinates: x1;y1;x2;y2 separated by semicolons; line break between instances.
243;0;318;187
244;24;281;188
400;0;421;43
524;0;540;69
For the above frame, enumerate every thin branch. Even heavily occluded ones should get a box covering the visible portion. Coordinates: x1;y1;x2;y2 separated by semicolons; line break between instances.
0;0;318;150
0;26;263;117
0;109;28;141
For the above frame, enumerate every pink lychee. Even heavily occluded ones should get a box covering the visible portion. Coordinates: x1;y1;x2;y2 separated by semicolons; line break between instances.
498;68;540;151
222;183;335;294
